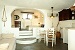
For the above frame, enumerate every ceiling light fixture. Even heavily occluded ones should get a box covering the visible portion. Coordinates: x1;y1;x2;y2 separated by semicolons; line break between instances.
50;7;55;18
2;5;7;27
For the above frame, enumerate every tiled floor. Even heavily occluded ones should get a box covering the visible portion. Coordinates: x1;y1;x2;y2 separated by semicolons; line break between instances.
15;39;68;50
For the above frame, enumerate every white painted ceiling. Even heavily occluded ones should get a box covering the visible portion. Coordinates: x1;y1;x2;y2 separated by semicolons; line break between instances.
1;0;75;11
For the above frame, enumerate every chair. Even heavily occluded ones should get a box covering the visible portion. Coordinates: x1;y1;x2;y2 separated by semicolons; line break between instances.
38;28;46;43
46;28;56;47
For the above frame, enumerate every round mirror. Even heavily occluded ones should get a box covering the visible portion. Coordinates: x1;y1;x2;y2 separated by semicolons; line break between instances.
14;15;20;20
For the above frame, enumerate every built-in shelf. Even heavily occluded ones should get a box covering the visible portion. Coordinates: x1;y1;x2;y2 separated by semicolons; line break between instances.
15;21;21;30
59;9;75;21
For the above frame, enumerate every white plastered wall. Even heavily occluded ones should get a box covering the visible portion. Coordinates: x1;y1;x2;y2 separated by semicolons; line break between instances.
0;3;3;34
1;5;19;38
0;5;58;38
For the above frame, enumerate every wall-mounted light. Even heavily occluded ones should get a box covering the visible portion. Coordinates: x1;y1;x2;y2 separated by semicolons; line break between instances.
2;5;7;27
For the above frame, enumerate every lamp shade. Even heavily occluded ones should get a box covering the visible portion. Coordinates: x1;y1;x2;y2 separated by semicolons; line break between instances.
70;6;75;11
70;3;75;11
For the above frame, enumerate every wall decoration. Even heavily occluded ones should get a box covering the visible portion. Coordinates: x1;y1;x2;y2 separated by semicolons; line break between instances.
2;5;7;27
14;15;20;20
34;15;38;18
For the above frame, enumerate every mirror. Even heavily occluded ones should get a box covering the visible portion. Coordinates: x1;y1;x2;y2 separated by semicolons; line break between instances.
14;15;20;20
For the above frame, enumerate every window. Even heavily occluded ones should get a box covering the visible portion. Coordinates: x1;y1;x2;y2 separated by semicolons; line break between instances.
22;13;32;19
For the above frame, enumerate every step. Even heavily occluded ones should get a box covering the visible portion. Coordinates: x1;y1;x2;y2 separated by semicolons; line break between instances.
17;36;35;38
19;31;33;36
19;33;32;36
16;38;36;44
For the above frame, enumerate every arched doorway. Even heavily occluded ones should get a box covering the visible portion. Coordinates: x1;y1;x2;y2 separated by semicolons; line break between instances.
11;9;44;30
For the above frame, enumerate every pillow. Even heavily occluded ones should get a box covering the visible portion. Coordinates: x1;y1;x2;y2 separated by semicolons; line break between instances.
0;43;9;50
2;34;14;39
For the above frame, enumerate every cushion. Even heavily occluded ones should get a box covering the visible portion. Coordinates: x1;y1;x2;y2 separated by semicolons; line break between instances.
2;34;14;39
0;43;9;50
